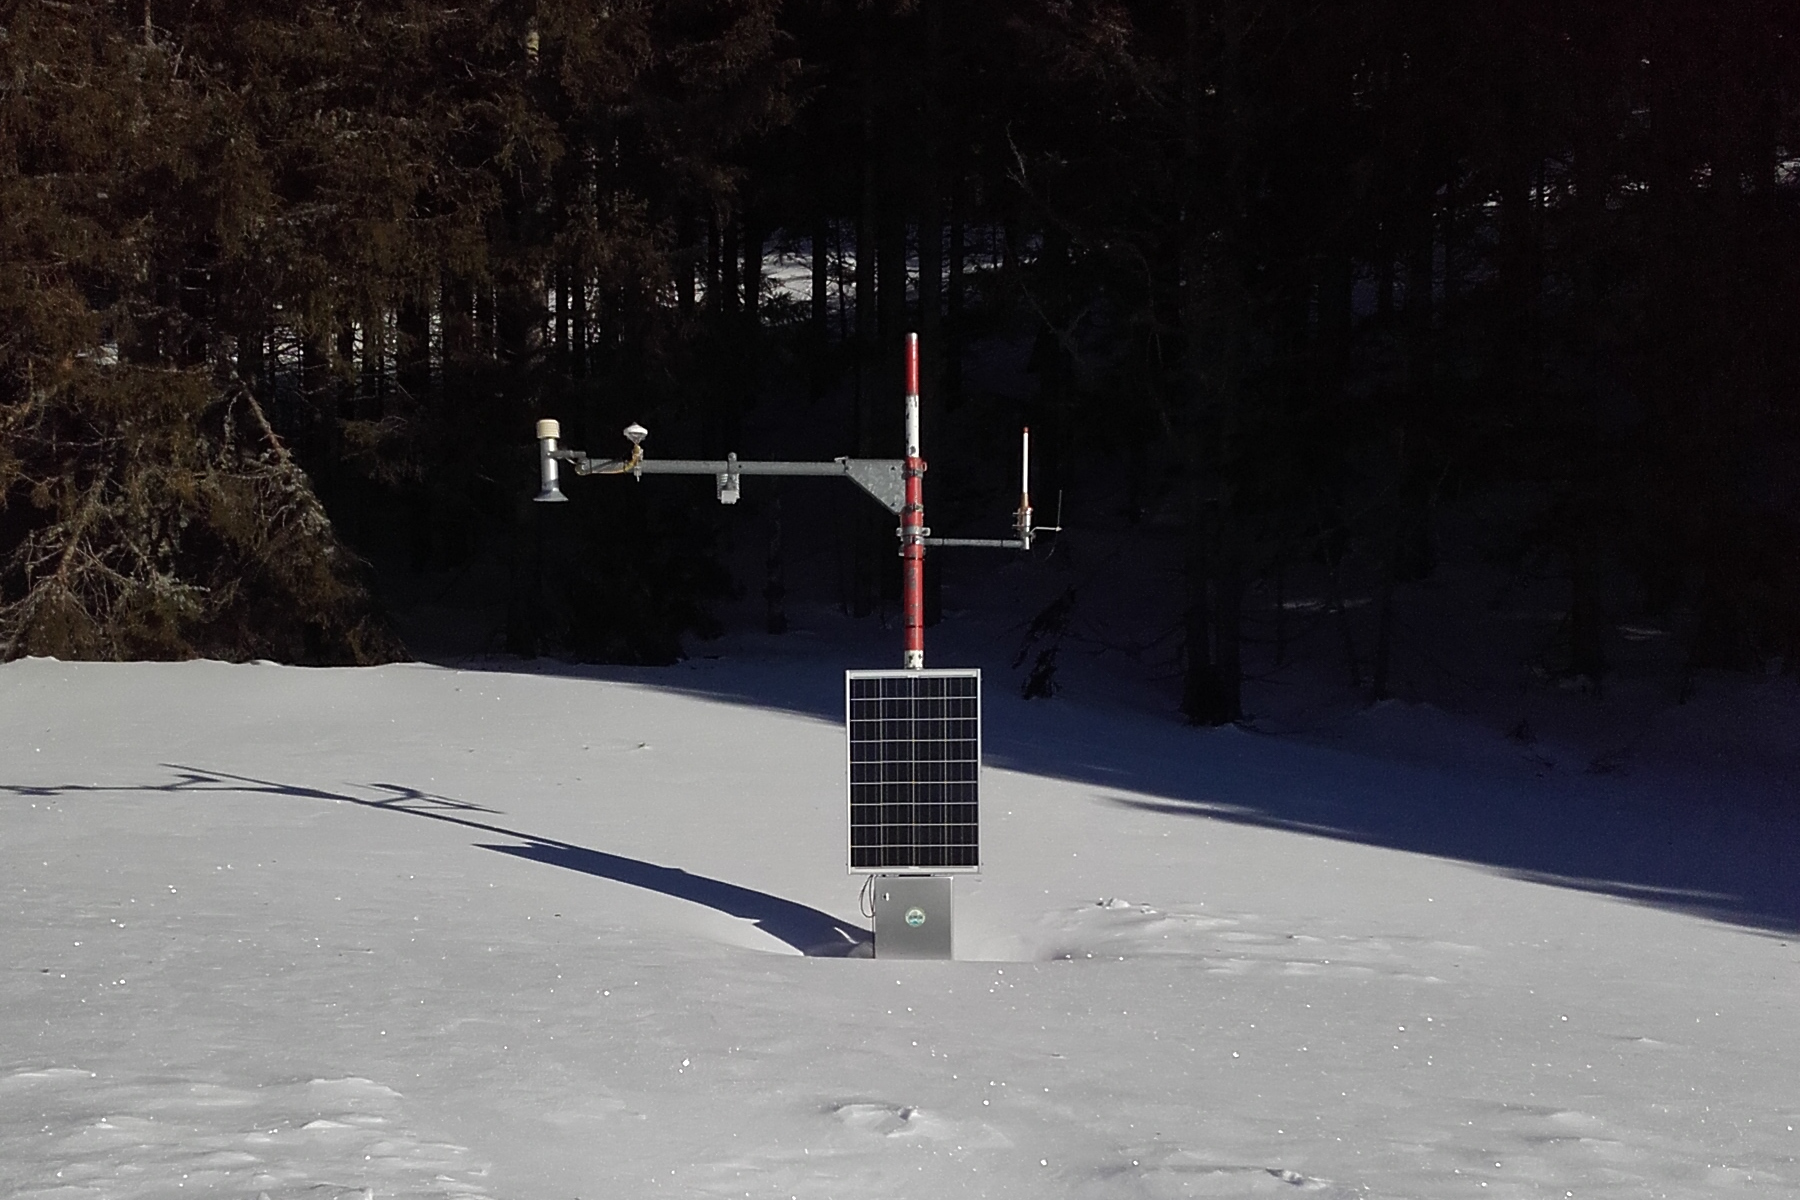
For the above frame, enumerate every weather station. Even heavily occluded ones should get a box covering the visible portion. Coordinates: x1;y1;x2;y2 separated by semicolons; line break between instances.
534;334;1059;958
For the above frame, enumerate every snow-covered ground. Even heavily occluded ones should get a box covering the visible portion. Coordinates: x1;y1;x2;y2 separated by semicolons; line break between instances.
4;624;1798;1199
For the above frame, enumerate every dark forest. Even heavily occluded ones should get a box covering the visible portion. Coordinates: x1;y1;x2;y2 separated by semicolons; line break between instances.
3;0;1796;724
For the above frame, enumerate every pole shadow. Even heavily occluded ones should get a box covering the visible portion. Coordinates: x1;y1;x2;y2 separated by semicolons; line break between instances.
1;765;868;958
478;839;866;956
463;655;1800;935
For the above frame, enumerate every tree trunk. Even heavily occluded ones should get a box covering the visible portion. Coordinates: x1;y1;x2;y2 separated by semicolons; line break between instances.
721;211;741;318
1176;0;1246;726
677;205;697;321
494;273;542;375
919;0;946;627
474;285;494;359
919;207;943;411
742;211;762;324
1372;206;1438;703
236;326;265;392
1565;135;1608;685
855;61;878;450
1371;520;1398;703
733;207;762;450
301;334;331;438
442;275;475;369
878;211;906;342
945;180;965;404
705;209;721;311
365;314;388;416
553;266;569;374
1000;212;1020;320
876;205;906;609
764;482;787;635
336;322;358;420
852;43;880;620
1326;531;1362;690
853;187;877;616
570;267;588;380
397;300;431;402
810;212;830;398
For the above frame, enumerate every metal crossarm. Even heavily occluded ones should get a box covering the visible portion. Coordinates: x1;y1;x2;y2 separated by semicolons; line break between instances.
532;332;1059;668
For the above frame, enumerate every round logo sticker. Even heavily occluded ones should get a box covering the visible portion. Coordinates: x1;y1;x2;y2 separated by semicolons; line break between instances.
903;907;927;928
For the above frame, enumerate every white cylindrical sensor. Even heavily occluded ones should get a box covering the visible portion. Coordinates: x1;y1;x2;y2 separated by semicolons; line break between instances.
536;419;568;502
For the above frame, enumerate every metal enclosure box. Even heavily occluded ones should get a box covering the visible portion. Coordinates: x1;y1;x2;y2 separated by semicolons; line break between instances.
872;874;954;960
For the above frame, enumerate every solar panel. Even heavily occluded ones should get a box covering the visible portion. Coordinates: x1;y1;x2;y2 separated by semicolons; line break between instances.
845;669;981;873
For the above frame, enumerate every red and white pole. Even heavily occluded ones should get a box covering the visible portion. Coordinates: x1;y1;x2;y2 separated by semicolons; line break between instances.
1016;426;1032;546
901;332;926;670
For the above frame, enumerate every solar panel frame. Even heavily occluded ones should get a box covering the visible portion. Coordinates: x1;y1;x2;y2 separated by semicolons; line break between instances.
845;669;982;875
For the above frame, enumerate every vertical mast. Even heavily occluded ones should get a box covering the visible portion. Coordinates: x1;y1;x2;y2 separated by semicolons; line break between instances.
1017;426;1032;545
901;332;926;670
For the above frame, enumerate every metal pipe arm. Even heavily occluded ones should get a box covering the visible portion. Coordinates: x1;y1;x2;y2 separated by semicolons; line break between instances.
549;447;906;514
922;537;1029;549
637;458;882;478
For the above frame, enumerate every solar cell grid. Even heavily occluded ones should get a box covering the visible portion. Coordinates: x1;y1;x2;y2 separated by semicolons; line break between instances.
846;670;981;872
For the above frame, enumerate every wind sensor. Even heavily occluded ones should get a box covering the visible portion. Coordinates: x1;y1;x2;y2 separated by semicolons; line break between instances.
534;334;1059;957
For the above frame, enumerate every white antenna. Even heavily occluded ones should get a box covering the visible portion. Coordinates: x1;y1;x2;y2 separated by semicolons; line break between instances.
1015;427;1032;547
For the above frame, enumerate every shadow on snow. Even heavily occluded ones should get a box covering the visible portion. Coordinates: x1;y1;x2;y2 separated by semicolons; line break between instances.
7;641;1798;936
0;765;866;958
447;650;1800;937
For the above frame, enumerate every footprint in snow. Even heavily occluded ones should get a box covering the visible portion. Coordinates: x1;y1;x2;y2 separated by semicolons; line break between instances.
0;1065;96;1089
1093;1156;1362;1198
1039;902;1453;985
0;1070;489;1199
828;1100;943;1138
